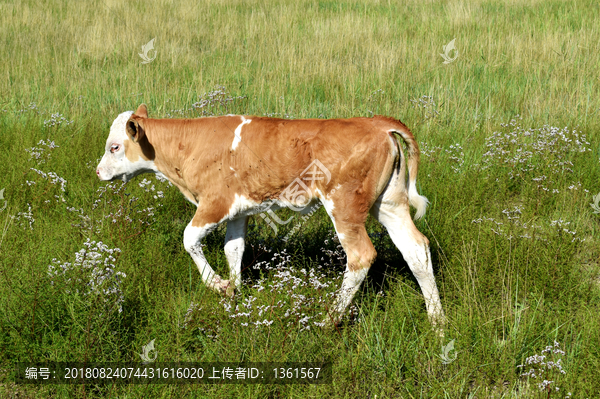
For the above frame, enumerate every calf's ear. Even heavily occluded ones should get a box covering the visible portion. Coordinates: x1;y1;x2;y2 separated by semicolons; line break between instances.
134;104;148;118
126;118;145;143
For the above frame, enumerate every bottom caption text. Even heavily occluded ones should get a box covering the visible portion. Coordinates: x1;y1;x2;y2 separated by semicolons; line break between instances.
14;362;331;384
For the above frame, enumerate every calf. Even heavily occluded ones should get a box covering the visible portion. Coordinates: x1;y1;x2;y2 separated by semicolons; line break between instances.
96;104;445;328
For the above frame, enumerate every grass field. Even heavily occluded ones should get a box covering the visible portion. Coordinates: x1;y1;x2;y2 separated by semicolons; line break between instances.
1;0;599;397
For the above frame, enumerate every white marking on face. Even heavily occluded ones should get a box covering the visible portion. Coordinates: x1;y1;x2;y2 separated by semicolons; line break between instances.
231;117;251;150
96;111;158;182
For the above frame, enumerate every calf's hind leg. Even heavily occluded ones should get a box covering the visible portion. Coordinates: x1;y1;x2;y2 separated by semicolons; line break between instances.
323;217;378;326
370;200;445;328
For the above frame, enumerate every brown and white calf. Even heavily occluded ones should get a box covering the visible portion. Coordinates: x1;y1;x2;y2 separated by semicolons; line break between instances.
96;104;445;328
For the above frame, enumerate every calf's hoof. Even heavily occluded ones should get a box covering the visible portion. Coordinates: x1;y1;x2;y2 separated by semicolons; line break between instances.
210;276;233;297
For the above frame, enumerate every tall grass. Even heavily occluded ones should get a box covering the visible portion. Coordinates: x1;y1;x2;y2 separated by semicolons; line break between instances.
1;0;599;397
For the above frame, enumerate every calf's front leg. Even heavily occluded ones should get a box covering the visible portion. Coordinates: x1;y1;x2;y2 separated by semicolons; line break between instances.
183;217;232;295
224;217;248;292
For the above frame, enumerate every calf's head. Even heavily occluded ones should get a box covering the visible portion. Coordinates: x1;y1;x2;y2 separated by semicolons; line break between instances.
96;104;157;182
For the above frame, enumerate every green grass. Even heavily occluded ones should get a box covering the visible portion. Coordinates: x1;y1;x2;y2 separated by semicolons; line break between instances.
1;0;600;397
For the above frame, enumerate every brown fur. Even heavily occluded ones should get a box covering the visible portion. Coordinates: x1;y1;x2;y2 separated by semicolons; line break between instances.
126;112;420;234
98;105;446;329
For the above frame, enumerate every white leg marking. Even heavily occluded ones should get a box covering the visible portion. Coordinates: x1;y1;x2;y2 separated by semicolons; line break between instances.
224;217;248;288
327;268;369;326
183;222;230;293
231;117;251;150
371;202;445;327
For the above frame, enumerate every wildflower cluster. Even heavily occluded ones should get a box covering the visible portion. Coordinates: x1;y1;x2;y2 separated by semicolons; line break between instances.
28;168;67;203
482;118;591;188
43;112;74;127
16;102;41;114
410;95;439;120
517;341;571;398
92;180;161;227
66;206;92;232
469;118;592;244
444;143;465;173
472;206;583;243
25;139;59;164
164;85;247;118
182;302;202;328
48;239;126;313
214;241;344;332
549;219;583;243
320;234;347;268
191;85;247;116
420;140;467;174
472;215;509;237
138;178;164;200
263;111;294;119
420;142;443;160
12;204;35;230
15;138;67;229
